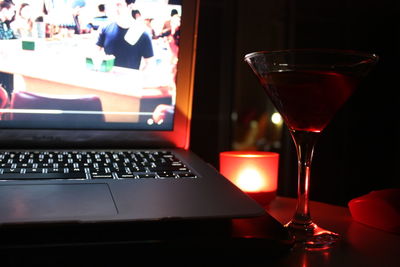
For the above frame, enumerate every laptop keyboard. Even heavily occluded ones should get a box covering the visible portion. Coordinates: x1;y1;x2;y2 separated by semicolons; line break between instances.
0;151;197;181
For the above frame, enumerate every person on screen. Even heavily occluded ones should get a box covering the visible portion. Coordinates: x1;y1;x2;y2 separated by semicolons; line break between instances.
71;0;91;34
131;9;141;20
10;2;34;38
88;4;108;31
0;0;16;40
96;0;154;70
157;8;180;81
152;104;174;126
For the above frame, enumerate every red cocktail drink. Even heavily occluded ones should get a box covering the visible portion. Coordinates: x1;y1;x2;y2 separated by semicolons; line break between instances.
245;49;378;250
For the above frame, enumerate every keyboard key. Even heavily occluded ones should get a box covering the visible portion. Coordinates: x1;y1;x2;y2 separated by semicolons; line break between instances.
137;173;157;179
3;168;21;173
26;168;42;173
118;174;135;179
91;173;113;179
0;173;87;180
49;168;64;173
157;171;176;179
176;173;197;179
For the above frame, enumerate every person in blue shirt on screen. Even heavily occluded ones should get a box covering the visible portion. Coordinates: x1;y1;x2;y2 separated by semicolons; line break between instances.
0;0;15;40
96;0;154;70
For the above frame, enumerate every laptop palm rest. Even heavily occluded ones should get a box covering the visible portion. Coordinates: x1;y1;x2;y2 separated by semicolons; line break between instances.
0;184;118;223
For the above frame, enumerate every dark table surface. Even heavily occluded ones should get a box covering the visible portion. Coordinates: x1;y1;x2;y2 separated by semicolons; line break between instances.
1;196;399;266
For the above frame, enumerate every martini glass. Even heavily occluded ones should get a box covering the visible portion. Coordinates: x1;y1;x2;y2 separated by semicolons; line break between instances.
244;49;378;250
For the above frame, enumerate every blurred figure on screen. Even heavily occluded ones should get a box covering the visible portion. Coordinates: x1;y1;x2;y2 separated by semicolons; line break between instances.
88;4;108;31
157;8;180;81
0;0;16;40
152;104;174;125
71;0;91;34
160;9;180;55
11;3;34;38
96;0;154;70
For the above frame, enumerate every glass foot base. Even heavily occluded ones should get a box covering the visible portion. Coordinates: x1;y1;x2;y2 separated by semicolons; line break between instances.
285;221;339;250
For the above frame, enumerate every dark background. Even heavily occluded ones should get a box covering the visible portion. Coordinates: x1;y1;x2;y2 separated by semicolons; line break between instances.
190;0;399;206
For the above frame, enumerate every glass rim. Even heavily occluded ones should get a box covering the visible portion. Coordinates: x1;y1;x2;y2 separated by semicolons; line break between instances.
244;48;379;63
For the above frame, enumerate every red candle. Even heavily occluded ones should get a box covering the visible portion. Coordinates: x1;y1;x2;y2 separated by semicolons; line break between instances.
220;151;279;205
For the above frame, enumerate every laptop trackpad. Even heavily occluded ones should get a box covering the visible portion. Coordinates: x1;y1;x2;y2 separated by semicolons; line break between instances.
0;184;118;223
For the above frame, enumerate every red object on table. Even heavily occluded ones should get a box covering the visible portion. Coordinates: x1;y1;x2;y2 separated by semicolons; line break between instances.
348;188;400;234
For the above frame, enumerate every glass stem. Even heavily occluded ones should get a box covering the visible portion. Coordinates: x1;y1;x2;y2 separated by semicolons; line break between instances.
290;130;320;227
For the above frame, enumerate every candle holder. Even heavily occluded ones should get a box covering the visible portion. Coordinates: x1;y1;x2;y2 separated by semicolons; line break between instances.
220;151;279;206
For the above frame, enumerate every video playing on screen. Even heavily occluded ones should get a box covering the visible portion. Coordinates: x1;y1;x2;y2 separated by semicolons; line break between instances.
0;0;181;130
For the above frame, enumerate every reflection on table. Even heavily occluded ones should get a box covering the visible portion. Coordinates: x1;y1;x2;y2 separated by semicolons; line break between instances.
266;197;400;267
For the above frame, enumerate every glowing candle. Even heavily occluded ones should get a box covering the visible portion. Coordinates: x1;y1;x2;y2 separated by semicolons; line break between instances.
220;151;279;205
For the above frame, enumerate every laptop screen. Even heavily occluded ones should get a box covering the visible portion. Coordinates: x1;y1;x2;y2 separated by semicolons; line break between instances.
0;0;193;132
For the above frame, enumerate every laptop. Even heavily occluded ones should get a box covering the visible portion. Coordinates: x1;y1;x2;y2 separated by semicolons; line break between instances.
0;0;265;227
